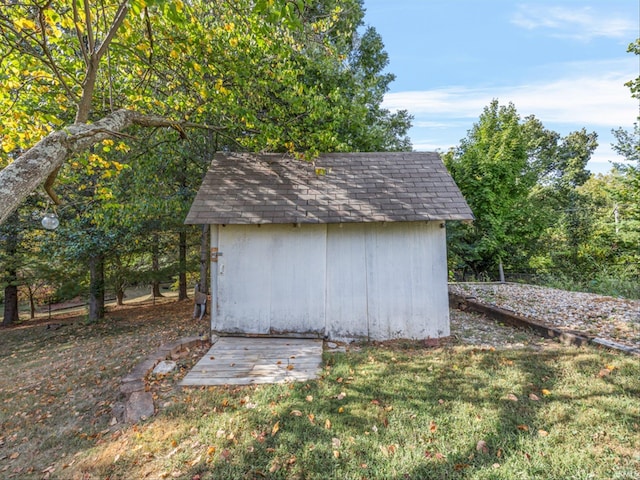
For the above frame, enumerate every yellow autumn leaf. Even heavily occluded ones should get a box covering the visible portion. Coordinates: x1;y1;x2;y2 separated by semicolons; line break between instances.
541;389;551;396
271;421;280;436
14;18;37;31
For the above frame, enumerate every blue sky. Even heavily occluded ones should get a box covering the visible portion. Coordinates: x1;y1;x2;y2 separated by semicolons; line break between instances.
362;0;639;174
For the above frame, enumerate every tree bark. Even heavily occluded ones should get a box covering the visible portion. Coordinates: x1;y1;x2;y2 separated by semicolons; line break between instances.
151;233;163;298
2;211;20;326
199;224;209;294
88;254;105;321
3;283;19;326
178;230;188;301
0;109;206;225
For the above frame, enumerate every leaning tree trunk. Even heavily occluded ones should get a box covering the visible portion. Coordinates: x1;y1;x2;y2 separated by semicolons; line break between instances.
178;230;188;300
0;109;202;225
88;254;105;321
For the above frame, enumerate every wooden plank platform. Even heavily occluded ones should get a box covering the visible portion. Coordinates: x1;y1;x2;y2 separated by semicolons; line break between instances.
179;337;324;386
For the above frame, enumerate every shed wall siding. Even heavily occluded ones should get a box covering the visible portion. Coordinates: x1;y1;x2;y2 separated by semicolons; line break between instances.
215;224;326;335
212;222;450;340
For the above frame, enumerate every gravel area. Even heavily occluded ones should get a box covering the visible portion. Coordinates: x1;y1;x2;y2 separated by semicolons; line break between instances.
449;282;640;350
450;309;553;349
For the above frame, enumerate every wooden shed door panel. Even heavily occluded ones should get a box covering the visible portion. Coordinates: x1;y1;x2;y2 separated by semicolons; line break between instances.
216;225;327;335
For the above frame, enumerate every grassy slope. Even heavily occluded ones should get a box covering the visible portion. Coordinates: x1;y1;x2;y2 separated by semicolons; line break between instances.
0;301;638;479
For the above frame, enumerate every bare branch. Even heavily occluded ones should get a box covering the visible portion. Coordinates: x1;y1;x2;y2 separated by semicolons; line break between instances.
72;1;89;65
83;0;95;54
95;0;128;61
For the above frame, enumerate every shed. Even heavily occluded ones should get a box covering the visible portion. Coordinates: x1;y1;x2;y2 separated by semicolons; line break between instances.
185;152;473;341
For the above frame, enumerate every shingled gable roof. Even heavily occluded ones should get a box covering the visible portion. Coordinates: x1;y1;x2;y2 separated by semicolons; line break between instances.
184;152;474;225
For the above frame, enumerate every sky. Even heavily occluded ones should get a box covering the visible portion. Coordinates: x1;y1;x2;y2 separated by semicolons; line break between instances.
362;0;639;174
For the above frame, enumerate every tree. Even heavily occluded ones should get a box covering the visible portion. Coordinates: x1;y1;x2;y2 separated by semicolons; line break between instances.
0;1;324;223
444;101;540;278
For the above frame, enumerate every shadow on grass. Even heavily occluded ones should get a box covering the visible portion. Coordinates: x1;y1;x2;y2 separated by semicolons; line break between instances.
163;344;639;480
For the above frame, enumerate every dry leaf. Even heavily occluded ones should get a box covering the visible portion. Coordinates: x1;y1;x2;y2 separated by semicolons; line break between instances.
325;418;331;429
207;446;216;456
528;393;540;401
333;450;340;458
454;463;470;471
332;438;341;448
9;452;19;460
338;407;345;414
306;395;313;402
597;369;610;378
271;421;280;436
505;393;518;402
517;424;529;431
308;413;315;424
541;389;551;396
290;410;303;417
269;459;281;473
337;377;343;383
476;440;489;454
429;421;437;433
287;364;294;371
538;430;549;437
336;392;346;400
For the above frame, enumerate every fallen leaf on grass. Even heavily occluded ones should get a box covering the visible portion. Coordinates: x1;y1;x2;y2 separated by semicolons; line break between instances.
333;450;340;458
336;392;346;400
454;463;470;471
325;418;331;429
528;393;540;401
290;410;303;417
597;369;611;378
476;440;489;454
271;421;280;436
505;393;519;402
9;452;19;460
538;430;549;437
429;421;437;433
332;438;341;448
306;395;313;402
541;389;551;396
517;424;529;431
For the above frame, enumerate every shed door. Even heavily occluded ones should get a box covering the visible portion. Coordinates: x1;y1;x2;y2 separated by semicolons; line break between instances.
215;224;327;335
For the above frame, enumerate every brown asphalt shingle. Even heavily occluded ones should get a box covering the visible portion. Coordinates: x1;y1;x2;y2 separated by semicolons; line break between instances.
184;152;474;225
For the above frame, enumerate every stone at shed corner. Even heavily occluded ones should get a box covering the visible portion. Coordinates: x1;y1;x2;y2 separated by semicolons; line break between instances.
125;391;155;423
153;360;177;375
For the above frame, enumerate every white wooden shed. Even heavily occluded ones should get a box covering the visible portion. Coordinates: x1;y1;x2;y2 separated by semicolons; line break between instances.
185;152;473;341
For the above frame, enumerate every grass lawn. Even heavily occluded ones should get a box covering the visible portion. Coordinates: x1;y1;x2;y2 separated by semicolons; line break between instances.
0;300;638;479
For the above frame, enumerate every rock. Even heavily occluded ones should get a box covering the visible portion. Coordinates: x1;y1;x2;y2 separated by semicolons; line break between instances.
125;391;155;423
326;342;338;349
111;402;126;423
153;360;177;375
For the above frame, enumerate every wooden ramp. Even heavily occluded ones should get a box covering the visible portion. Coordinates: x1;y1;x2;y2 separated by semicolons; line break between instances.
180;337;324;386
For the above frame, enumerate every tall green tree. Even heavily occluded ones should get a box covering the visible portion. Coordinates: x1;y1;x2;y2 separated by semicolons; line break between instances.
444;100;540;278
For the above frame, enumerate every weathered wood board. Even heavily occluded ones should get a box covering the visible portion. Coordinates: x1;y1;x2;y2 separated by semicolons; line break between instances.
179;337;323;386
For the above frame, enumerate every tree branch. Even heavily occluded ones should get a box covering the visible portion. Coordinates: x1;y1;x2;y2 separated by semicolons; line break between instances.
96;0;129;61
0;109;227;225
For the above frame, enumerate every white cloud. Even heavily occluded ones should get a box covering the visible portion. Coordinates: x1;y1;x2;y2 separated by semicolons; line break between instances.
511;4;636;41
383;59;638;129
